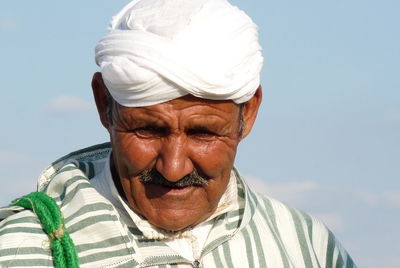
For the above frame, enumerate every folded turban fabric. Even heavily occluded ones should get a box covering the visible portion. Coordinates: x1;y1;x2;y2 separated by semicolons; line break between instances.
95;0;263;107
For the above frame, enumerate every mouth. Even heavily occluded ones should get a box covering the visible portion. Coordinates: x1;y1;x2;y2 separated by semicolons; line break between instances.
144;183;198;199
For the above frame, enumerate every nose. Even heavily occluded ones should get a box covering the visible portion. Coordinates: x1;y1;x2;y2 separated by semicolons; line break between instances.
155;134;194;182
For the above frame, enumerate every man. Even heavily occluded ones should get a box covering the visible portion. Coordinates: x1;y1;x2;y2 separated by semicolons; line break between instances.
0;0;356;267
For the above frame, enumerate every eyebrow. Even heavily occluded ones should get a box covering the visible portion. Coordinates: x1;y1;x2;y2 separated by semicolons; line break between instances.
119;112;167;127
184;119;231;136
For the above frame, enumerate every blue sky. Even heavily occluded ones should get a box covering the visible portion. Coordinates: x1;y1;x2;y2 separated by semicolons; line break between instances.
1;1;399;267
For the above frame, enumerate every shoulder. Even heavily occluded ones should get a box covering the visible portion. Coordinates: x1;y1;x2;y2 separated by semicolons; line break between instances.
242;180;356;267
1;143;110;220
0;143;133;267
0;143;112;236
37;142;111;191
0;206;52;266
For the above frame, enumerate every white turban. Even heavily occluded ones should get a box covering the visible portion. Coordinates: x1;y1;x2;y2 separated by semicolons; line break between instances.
95;0;263;107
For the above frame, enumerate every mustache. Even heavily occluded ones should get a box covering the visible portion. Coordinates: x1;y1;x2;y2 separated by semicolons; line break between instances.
139;169;208;188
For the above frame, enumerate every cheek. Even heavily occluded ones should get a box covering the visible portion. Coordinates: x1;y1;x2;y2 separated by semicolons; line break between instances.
112;132;160;174
194;140;238;203
188;139;238;176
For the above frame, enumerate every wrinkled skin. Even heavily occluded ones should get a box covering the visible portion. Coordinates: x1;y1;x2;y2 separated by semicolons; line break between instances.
92;72;262;231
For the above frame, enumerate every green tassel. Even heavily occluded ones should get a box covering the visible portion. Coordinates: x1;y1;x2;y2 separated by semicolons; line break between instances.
12;192;79;268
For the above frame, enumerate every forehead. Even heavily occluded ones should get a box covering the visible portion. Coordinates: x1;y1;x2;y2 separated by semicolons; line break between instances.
114;95;240;124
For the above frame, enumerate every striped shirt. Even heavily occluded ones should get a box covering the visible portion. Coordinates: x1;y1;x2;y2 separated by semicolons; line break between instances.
0;143;356;267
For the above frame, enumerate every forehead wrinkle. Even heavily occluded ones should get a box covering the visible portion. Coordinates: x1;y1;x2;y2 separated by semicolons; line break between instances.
185;114;231;128
118;106;170;127
173;103;238;132
175;101;238;113
116;98;240;129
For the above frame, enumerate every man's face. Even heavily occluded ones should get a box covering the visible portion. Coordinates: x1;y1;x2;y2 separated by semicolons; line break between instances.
108;95;242;231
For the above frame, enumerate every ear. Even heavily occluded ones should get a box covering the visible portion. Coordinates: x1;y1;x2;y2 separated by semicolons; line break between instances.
240;86;262;140
91;72;110;129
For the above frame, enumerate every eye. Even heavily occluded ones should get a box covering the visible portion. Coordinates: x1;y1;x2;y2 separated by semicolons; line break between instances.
187;127;218;139
133;126;168;138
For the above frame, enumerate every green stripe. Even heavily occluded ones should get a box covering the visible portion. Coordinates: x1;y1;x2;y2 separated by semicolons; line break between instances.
63;174;88;187
203;235;230;256
225;208;243;220
247;189;257;218
58;165;79;174
225;220;241;231
222;241;234;267
0;247;49;257
51;175;90;202
335;251;344;268
76;236;130;252
212;247;225;267
298;210;314;241
79;248;132;264
87;161;95;179
249;220;267;267
260;198;291;268
64;203;113;223
236;177;245;199
62;175;90;189
137;238;167;247
128;226;143;236
142;254;186;266
289;208;313;267
241;228;255;268
78;161;86;173
0;258;52;267
68;214;118;233
325;230;335;268
44;163;82;191
116;259;140;268
0;216;39;227
225;208;244;230
0;226;44;236
210;213;227;233
61;181;92;204
345;254;355;268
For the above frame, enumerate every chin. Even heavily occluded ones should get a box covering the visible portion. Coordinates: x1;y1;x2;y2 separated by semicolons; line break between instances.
147;211;209;232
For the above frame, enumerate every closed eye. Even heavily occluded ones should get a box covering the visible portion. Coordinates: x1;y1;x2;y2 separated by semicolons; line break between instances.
187;127;218;139
133;126;169;138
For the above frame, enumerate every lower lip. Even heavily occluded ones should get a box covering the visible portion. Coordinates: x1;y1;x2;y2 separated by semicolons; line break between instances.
167;186;195;194
146;184;197;196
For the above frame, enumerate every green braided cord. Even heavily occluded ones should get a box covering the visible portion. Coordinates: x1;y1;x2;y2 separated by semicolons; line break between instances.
32;192;78;267
12;192;79;268
61;232;80;268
